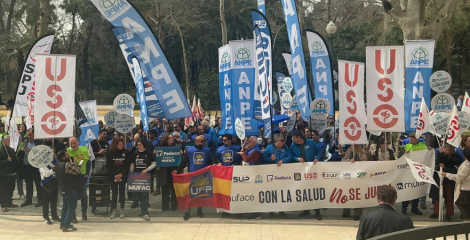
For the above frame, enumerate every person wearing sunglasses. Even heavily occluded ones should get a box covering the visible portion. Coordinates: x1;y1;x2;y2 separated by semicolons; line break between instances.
171;122;187;143
216;134;242;167
174;135;212;221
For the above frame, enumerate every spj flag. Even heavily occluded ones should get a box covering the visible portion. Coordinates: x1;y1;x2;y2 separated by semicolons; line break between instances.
173;165;232;211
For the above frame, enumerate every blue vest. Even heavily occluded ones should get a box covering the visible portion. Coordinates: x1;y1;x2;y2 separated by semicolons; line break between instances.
217;145;242;166
187;146;211;172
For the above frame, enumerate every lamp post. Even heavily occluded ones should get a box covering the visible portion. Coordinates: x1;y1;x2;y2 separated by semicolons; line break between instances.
325;21;337;59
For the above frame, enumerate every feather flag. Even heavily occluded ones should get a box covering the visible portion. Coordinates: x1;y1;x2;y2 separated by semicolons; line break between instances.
416;98;433;139
197;98;203;120
447;105;461;148
173;166;232;210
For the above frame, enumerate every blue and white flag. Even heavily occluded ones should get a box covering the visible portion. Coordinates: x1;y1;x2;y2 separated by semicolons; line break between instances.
254;26;272;139
282;52;293;76
251;9;272;120
78;100;99;146
218;44;234;135
230;40;259;137
404;40;435;132
276;72;289;115
257;0;265;14
113;32;165;118
306;31;334;116
90;0;192;119
281;0;310;119
133;58;149;131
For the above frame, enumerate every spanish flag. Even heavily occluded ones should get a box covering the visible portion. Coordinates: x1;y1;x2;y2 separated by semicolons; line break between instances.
173;166;232;211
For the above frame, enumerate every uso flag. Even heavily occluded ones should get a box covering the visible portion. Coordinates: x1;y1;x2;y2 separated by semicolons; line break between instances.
173;166;232;211
338;60;367;144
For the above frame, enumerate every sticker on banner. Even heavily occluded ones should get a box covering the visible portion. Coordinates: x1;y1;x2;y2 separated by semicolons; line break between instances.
282;77;293;92
282;93;292;109
114;114;135;133
235;118;245;140
310;98;330;115
458;111;470;130
429;71;452;93
28;145;53;168
431;93;455;113
430;112;450;136
104;110;120;128
113;94;135;114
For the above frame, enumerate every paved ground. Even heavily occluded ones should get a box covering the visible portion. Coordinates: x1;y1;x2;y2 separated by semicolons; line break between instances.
0;186;462;240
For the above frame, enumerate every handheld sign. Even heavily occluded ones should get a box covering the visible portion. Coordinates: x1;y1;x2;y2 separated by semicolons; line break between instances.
235;118;245;140
430;71;452;93
114;114;136;134
431;93;455;113
155;146;182;167
113;94;135;114
28;145;53;168
430;112;450;136
282;77;293;92
290;95;299;112
281;93;292;109
104;110;120;128
458;111;470;131
286;112;297;132
310;98;330;115
127;172;151;192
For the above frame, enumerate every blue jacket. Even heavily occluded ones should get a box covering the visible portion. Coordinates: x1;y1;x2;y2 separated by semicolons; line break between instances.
329;138;350;161
171;131;187;140
205;127;218;153
262;144;293;164
290;139;322;162
216;144;242;166
313;140;327;161
456;147;465;163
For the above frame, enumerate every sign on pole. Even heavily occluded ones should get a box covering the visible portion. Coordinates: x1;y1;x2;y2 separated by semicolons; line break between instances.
235;118;245;140
114;114;136;134
113;94;135;114
104;110;120;128
28;145;54;168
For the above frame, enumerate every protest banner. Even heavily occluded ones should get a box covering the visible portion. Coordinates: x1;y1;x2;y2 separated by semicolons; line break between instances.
429;70;451;93
79;100;99;146
127;172;151;192
218;44;234;135
155;146;182;167
28;145;54;168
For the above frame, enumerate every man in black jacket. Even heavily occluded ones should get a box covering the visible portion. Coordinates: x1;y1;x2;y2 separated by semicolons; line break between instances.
18;129;44;207
55;150;80;232
357;185;414;240
0;136;18;212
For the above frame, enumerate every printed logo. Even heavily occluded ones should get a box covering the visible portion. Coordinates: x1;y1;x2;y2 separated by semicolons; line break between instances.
189;172;213;199
156;150;163;157
221;150;233;163
397;163;409;171
99;0;129;19
310;41;326;55
193;152;205;165
234;48;252;66
267;175;291;182
370;172;386;177
396;182;426;190
294;173;301;181
322;172;339;179
232;176;250;183
357;172;367;179
254;20;266;28
410;47;429;66
311;98;329;114
343;173;351;180
83;108;95;123
116;95;133;110
304;173;318;180
254;175;263;184
219;51;230;70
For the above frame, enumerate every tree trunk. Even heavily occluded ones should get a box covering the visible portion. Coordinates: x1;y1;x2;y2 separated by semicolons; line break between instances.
39;0;49;36
155;0;165;50
82;22;93;100
220;0;227;45
171;8;191;99
296;0;305;33
68;11;76;52
0;1;5;34
6;0;16;34
380;13;392;45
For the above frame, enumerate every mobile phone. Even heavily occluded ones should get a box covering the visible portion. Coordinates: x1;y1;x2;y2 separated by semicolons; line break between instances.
79;160;84;166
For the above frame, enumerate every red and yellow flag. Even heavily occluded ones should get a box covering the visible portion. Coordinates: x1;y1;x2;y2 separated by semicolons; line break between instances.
173;166;232;211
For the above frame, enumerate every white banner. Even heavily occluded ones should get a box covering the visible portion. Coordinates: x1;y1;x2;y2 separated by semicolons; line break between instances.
226;150;434;213
34;55;75;139
447;105;461;148
416;98;432;139
366;46;405;132
338;60;367;144
13;35;55;117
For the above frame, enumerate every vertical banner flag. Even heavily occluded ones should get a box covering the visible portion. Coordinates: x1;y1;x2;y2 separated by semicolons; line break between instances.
281;0;310;119
8;118;20;151
91;0;192;119
78;100;99;146
113;29;165;118
404;40;435;132
338;60;367;144
307;31;334;116
276;72;289;115
26;99;33;129
12;35;55;118
34;55;75;139
218;44;234;135
447;105;461;148
132;58;149;131
251;9;273;120
463;92;470;115
366;46;405;132
230;40;259;137
191;95;198;122
254;26;272;139
282;53;293;76
257;0;265;14
416;99;433;139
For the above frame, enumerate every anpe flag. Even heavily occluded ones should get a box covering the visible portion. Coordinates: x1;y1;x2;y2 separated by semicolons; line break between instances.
173;166;232;211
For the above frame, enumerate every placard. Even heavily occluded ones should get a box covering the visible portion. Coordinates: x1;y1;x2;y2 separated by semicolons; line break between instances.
104;110;120;128
127;172;151;192
430;71;452;93
282;77;293;92
310;98;330;115
431;93;455;113
286;113;297;132
458;111;470;130
28;145;54;168
113;94;135;114
431;112;450;136
114;114;135;133
235;118;245;140
155;146;182;167
281;93;292;109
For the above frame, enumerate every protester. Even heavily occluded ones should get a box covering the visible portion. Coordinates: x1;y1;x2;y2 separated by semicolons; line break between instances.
329;129;347;161
442;148;470;221
194;125;215;151
304;128;312;139
152;118;165;138
39;146;59;224
16;128;25;199
175;135;211;221
67;137;90;221
202;120;218;161
90;129;109;158
430;144;459;221
372;140;396;161
216;134;242;166
130;139;155;221
457;95;463;111
157;134;179;211
356;185;414;240
0;136;18;212
312;130;326;161
148;129;160;195
290;130;322;220
342;145;368;220
55;150;80;232
19;129;43;207
263;134;293;166
106;137;131;219
98;120;104;129
238;136;262;166
457;135;470;164
171;122;187;142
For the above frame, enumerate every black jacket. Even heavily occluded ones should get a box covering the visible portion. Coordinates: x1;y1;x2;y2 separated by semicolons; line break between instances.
55;160;80;191
106;149;131;177
357;204;414;240
0;145;17;176
429;152;459;200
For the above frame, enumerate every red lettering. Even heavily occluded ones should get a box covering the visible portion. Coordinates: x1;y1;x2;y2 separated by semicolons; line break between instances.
329;188;348;204
345;63;359;87
41;111;67;135
349;188;356;200
375;49;396;75
46;85;63;108
377;78;393;102
45;58;67;81
346;90;357;114
343;117;361;141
